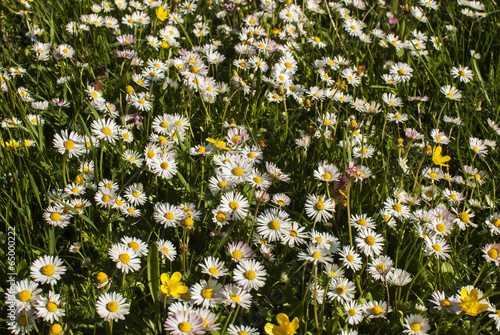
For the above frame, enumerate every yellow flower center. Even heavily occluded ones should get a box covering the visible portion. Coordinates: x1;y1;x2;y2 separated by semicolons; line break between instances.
441;299;450;307
488;249;498;259
433;244;442;252
18;290;32;302
119;253;130;264
102;195;110;202
348;308;357;316
46;301;58;312
346;255;354;262
233;250;242;259
18;316;27;326
398;69;405;75
101;127;112;135
316;203;325;210
392;203;402;212
97;272;108;283
202;288;215;299
178;322;191;332
245;270;256;280
371;306;383;315
216;213;226;222
365;236;376;245
233;167;244;176
376;264;385;273
410;323;421;331
436;223;446;232
290;230;298;237
357;219;367;226
492;219;500;227
209;267;218;275
42;264;55;275
107;301;119;312
459;70;465;76
50;324;63;334
64;140;75;149
313;37;321;42
312;251;322;258
162;247;169;254
229;201;239;210
269;220;280;230
447;92;454;98
322;173;332;180
128;242;139;250
459;213;470;222
161;162;169;170
183;217;194;227
50;213;61;221
231;294;241;302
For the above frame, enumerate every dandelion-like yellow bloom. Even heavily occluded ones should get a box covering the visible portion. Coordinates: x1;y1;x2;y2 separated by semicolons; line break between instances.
160;272;188;298
432;146;451;167
265;313;299;335
459;288;488;316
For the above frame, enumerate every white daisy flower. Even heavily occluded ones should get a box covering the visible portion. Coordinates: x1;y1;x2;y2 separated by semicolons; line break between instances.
96;292;130;322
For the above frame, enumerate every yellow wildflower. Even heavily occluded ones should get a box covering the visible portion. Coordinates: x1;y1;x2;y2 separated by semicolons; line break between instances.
432;146;451;167
160;272;188;298
265;313;299;335
459;288;488;316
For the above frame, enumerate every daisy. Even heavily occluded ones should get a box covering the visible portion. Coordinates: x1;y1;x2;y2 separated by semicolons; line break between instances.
363;300;392;319
227;324;259;335
157;239;177;261
227;241;253;262
403;313;431;335
121;236;149;257
120;204;140;217
355;228;384;257
368;256;394;280
272;193;291;207
122;150;144;166
220;157;254;185
91;118;119;143
344;300;364;325
164;309;205;335
429;290;461;313
191;280;223;308
485;213;500;235
220;191;249;220
246;170;272;190
35;291;65;323
108;243;141;273
200;257;228;279
430;129;449;144
388;268;413;286
305;194;335;222
424;236;451;260
452;208;476;230
123;183;147;206
427;217;453;236
8;309;36;335
150;153;178;179
383;198;410;219
53;130;85;158
298;243;333;264
451;65;473;83
324;263;345;279
95;189;116;208
30;255;66;285
390;62;413;82
313;164;340;183
233;259;267;291
282;222;308;247
96;292;129;322
256;208;291;242
441;85;462;101
10;279;42;312
43;206;72;228
482;243;500;266
382;93;403;107
338;246;363;271
469;137;488;156
211;206;232;227
351;213;376;230
328;277;356;303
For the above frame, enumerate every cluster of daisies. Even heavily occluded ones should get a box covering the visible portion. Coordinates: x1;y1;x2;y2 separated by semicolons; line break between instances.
3;0;500;333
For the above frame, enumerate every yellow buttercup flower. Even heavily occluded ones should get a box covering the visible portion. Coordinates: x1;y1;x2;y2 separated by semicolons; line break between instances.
432;146;451;167
160;272;188;298
459;288;488;316
265;313;299;335
156;7;169;21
